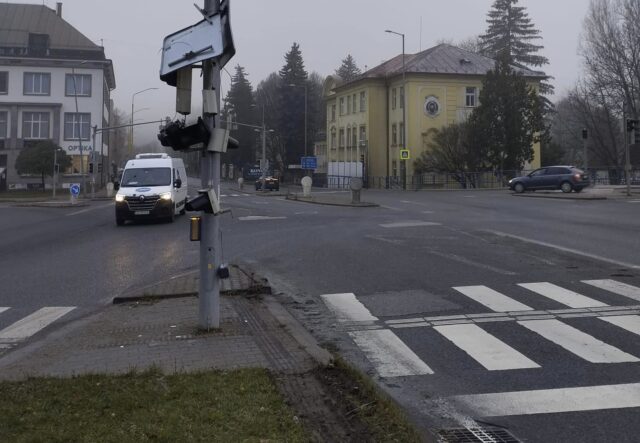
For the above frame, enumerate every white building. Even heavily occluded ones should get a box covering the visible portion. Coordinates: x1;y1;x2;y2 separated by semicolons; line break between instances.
0;2;115;191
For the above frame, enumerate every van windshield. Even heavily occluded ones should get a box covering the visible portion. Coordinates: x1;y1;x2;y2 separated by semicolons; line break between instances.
121;167;171;187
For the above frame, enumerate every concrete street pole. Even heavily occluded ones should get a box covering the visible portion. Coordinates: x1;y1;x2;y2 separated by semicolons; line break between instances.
199;0;222;329
52;147;57;199
261;105;267;191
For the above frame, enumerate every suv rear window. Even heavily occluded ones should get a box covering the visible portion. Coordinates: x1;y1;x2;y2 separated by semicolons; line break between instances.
547;167;571;175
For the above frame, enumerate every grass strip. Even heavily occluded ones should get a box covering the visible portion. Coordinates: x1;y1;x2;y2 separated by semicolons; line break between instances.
0;368;307;443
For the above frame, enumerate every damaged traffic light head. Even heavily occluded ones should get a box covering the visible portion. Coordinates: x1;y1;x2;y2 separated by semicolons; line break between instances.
158;117;210;151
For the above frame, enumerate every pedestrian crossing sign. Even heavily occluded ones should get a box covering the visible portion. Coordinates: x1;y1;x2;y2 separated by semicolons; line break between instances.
400;149;410;160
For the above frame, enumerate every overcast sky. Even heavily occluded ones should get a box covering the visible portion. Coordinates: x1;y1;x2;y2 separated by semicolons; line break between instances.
15;0;590;143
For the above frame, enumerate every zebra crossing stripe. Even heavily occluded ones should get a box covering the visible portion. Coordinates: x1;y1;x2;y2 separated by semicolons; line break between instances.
518;282;608;308
582;279;640;302
434;324;540;370
453;286;533;312
0;307;75;343
321;293;378;323
518;319;639;363
600;315;640;336
451;383;640;417
349;329;434;377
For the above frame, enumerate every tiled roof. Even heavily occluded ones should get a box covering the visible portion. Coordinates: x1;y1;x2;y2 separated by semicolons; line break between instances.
355;44;546;82
0;3;100;51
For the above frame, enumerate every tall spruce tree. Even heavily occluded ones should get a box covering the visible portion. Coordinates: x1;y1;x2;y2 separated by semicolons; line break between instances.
468;51;547;172
480;0;554;97
277;42;308;170
335;54;362;82
222;65;256;168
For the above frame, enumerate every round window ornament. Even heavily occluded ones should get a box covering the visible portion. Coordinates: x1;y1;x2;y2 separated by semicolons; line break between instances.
424;96;441;117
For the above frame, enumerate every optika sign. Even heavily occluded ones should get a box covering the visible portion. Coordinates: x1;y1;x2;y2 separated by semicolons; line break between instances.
65;144;94;153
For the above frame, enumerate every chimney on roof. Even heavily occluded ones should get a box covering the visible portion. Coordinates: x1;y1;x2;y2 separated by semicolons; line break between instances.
56;2;62;17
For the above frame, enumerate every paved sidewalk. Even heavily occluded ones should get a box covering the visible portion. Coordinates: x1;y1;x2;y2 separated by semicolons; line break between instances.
0;266;331;381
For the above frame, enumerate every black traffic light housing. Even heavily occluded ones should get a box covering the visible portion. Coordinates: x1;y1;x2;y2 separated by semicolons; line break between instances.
89;162;94;173
158;117;210;151
627;119;639;132
186;190;214;213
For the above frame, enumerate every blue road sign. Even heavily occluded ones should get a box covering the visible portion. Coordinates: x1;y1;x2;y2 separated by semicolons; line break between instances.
301;156;317;170
70;183;80;196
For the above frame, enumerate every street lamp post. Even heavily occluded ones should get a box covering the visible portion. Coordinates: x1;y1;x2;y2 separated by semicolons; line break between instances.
70;63;87;196
130;88;158;158
385;29;406;190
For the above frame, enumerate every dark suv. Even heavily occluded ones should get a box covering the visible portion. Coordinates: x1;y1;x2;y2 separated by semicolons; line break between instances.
509;166;590;193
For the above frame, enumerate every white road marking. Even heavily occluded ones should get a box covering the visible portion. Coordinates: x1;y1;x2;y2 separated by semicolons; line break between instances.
66;202;114;216
518;319;639;363
0;307;75;343
238;216;287;221
600;315;640;336
454;286;533;312
518;282;608;308
434;324;540;370
379;205;403;211
486;230;640;270
349;329;434;377
0;307;9;314
583;279;640;302
422;210;434;214
380;221;442;228
452;383;640;417
320;293;378;322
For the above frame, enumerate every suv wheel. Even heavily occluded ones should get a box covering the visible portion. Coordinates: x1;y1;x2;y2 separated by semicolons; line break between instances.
514;183;525;194
560;181;573;193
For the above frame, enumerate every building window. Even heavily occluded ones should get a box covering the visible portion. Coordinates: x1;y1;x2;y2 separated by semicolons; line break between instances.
465;87;477;107
347;96;351;114
339;97;345;115
352;94;357;113
359;125;366;144
399;122;405;146
0;111;7;138
392;88;397;110
360;92;366;112
331;104;336;122
352;128;357;147
64;113;91;141
65;74;92;97
346;127;352;148
331;128;337;149
391;123;397;146
339;128;345;148
400;86;404;109
392;160;398;177
0;72;7;94
23;72;51;95
22;112;50;139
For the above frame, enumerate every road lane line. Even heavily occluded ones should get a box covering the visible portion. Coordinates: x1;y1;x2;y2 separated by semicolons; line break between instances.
349;329;434;377
238;216;287;221
582;279;640;302
453;286;533;312
518;319;639;363
518;282;608;308
451;383;640;417
320;293;378;322
380;221;441;228
599;315;640;336
0;307;75;343
66;202;114;216
434;324;540;370
0;307;9;315
486;230;640;270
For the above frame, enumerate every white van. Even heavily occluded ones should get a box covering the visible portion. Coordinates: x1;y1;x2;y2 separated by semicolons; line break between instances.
114;153;187;225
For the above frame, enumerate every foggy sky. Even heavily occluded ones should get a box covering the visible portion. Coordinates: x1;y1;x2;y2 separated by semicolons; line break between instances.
8;0;589;144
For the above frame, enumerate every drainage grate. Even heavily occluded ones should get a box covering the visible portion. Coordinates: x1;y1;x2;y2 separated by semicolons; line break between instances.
439;426;521;443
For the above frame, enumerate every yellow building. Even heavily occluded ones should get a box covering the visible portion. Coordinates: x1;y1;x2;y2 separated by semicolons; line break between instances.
323;44;544;187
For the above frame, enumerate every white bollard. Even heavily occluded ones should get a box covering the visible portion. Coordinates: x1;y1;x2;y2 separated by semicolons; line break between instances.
106;182;114;198
301;176;312;197
237;177;244;191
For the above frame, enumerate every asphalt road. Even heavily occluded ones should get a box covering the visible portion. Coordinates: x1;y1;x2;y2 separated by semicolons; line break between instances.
1;184;639;442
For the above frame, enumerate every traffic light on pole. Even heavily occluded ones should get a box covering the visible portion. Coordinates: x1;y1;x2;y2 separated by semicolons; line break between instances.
89;162;94;174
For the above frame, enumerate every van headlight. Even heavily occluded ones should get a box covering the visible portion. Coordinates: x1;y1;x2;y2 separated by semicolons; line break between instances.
115;194;125;202
160;192;172;201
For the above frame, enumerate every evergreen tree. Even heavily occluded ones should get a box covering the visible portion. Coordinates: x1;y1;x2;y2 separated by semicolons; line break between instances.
334;54;362;82
15;140;71;189
468;51;547;172
222;65;256;168
277;42;308;171
480;0;554;97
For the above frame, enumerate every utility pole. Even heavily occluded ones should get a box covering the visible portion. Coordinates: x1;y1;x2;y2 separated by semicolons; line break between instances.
261;105;267;191
200;0;222;329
